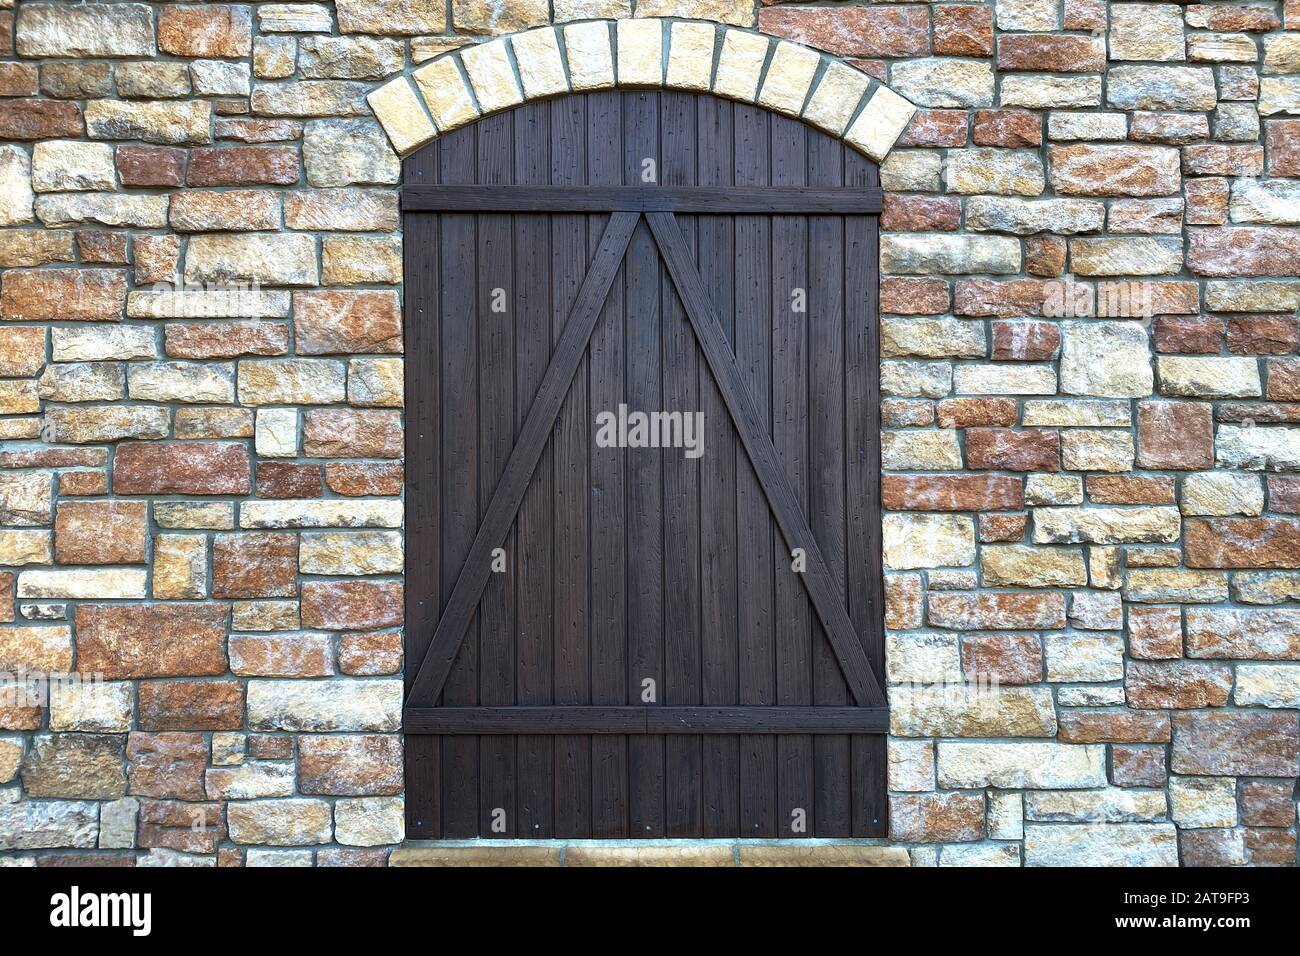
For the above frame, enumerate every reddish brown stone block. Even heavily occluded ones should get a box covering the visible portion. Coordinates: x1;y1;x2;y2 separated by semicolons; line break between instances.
55;500;147;565
248;735;293;760
127;732;208;800
302;409;403;458
114;441;251;495
1229;315;1300;355
1058;710;1171;744
936;397;1018;428
139;799;226;854
1180;829;1245;866
293;290;402;355
962;633;1042;684
0;571;13;624
1086;475;1176;505
165;322;288;359
134;234;180;285
257;462;324;499
885;574;923;630
1065;0;1108;29
158;3;253;58
339;630;403;676
212;532;298;599
58;472;108;497
2;268;125;321
1126;661;1233;709
1269;476;1300;514
1189;227;1300;277
1186;4;1280;30
0;11;12;56
1267;119;1300;176
972;109;1042;147
928;591;1067;629
299;735;403;795
76;604;228;679
0;99;83;140
0;327;45;377
1;448;106;468
991;320;1060;360
966;429;1060;472
880;278;948;315
1112;745;1168;788
318;848;389;867
1245;828;1297;866
230;633;332;677
758;7;931;58
300;581;403;630
1025;236;1067;277
1267;358;1300;400
896;110;967;148
1154;316;1223;354
881;195;960;232
0;63;39;97
954;279;1050;318
1240;780;1297;827
890;792;985;843
882;474;1022;511
1136;401;1213;470
139;680;244;731
933;5;994;56
1173;712;1299;779
117;146;186;188
1185;517;1300;569
1184;177;1229;225
979;512;1027;543
326;461;404;497
187;147;299;186
76;231;128;265
997;35;1104;72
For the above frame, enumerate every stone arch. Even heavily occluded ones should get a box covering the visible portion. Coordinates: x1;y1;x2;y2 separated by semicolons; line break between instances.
365;17;916;165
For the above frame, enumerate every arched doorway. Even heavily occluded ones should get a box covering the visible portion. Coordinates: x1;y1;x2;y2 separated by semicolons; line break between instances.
402;90;885;839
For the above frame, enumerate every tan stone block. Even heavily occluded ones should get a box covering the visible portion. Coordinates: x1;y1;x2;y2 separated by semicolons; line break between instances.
366;77;435;156
803;63;871;136
411;56;479;133
617;18;663;87
462;39;522;113
566;844;735;867
757;40;820;117
712;29;769;103
845;84;917;162
739;844;910;867
513;28;568;99
153;534;207;600
390;845;561;867
564;21;615;92
665;21;716;93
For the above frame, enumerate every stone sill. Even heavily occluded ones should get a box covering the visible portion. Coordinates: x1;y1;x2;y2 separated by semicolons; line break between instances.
390;840;910;867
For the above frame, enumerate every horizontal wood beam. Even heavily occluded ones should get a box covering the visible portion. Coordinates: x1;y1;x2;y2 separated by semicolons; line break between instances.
402;185;882;214
404;706;889;735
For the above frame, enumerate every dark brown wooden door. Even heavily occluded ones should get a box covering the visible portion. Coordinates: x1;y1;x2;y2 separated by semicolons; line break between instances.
403;91;886;840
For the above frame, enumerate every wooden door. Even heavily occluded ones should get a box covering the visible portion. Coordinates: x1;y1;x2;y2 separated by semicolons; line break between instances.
403;91;886;840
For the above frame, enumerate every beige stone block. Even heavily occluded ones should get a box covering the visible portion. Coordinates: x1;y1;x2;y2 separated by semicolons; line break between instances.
366;77;436;156
757;41;819;117
564;21;615;91
739;844;910;867
462;39;523;112
665;21;716;93
845;84;916;162
565;844;735;867
803;61;871;137
390;845;562;866
153;534;207;600
616;18;663;87
411;57;479;132
712;29;769;104
512;28;568;99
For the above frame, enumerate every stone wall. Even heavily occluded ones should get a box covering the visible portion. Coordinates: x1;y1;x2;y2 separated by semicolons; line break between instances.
0;0;1298;867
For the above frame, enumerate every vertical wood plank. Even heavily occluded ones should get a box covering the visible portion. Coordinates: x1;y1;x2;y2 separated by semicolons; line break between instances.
624;91;666;838
695;96;741;838
551;94;593;838
438;124;480;837
402;141;442;839
770;113;815;839
514;100;555;838
808;131;852;837
845;149;888;838
732;103;777;837
587;91;630;837
660;90;703;837
476;110;517;836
